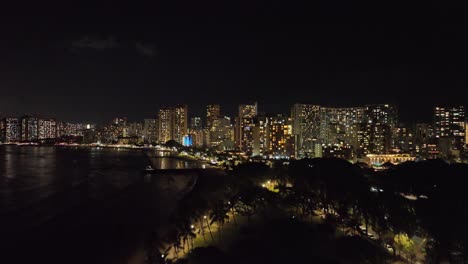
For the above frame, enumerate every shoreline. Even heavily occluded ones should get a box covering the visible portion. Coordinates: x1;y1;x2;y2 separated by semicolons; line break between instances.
0;143;157;150
0;143;212;166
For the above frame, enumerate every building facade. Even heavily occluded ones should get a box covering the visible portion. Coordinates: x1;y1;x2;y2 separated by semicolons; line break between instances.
236;102;258;150
143;119;158;144
20;116;39;142
434;106;465;159
158;105;188;144
291;104;321;158
206;105;220;129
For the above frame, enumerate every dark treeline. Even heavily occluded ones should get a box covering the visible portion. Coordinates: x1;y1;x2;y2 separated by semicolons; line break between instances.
146;158;468;264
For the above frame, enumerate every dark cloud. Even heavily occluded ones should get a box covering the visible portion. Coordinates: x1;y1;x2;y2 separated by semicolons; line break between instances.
72;36;118;50
135;42;157;57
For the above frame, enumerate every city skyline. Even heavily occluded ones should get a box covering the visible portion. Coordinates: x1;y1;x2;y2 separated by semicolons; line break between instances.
2;102;466;162
2;102;467;125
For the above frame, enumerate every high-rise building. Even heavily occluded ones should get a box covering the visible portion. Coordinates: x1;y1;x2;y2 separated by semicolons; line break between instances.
189;129;204;147
240;117;256;154
393;124;414;154
239;103;258;118
20;116;39;142
267;115;294;159
413;123;435;159
236;102;258;150
434;106;465;159
291;104;321;158
83;124;98;144
38;118;57;140
158;105;188;144
113;117;127;126
434;106;465;138
0;120;5;142
59;123;86;137
321;143;354;160
158;107;174;144
127;122;143;138
252;116;268;156
188;117;203;147
249;114;295;158
209;116;234;150
174;105;188;144
206;105;220;129
364;104;398;154
319;107;365;146
100;119;126;143
465;121;468;147
190;117;202;130
366;104;398;127
143;119;158;144
3;118;20;143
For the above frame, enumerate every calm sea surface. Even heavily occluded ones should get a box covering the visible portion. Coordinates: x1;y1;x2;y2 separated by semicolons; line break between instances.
0;146;196;264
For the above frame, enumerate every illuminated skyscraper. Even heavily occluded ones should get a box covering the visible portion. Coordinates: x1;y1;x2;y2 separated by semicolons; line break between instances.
158;107;174;143
209;116;234;150
434;106;465;138
252;116;268;156
57;122;87;138
174;105;188;144
393;124;415;154
113;117;127;126
158;105;188;144
188;117;203;147
267;115;294;159
413;123;434;159
206;105;220;129
143;119;158;144
235;102;258;150
20;116;39;142
364;104;398;154
434;106;465;159
127;122;143;138
240;117;256;154
190;117;202;130
465;121;468;147
38;118;57;140
291;104;321;158
3;118;20;143
239;103;257;118
319;107;366;158
366;104;397;127
0;120;4;142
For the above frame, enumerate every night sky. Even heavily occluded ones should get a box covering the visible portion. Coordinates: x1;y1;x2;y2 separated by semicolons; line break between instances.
1;1;466;124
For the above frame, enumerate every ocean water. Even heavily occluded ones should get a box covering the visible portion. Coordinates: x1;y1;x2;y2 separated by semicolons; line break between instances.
0;146;196;264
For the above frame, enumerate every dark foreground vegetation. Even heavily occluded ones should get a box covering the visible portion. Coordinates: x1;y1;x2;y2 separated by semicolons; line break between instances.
146;158;468;264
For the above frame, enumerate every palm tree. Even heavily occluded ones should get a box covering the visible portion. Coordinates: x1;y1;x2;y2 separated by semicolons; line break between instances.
210;201;230;242
204;215;215;242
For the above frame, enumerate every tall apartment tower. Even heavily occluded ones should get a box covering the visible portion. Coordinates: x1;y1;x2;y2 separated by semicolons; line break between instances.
291;104;321;158
235;102;258;151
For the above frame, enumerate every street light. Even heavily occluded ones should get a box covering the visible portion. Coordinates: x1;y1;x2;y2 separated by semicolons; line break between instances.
191;225;195;229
